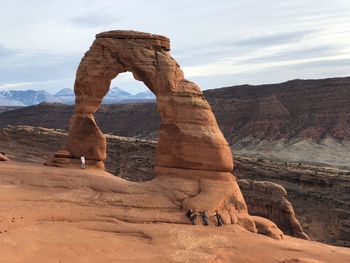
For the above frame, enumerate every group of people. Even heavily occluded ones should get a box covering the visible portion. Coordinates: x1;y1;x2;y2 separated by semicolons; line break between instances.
186;209;224;226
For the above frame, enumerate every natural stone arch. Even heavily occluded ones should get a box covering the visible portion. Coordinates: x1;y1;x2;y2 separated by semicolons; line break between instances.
47;30;286;237
64;30;233;177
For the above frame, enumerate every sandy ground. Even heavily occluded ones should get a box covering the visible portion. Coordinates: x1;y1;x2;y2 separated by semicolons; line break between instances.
0;161;349;263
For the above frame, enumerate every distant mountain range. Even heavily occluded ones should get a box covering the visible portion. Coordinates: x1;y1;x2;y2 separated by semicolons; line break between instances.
0;87;155;106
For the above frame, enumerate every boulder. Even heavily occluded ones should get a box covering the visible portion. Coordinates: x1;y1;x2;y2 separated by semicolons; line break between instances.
0;153;9;161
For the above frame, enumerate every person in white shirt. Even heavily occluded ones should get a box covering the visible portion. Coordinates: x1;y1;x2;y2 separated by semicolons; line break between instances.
80;156;86;169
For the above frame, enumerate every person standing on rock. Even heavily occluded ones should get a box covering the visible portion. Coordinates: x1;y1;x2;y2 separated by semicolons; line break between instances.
200;211;209;226
80;156;86;169
186;209;198;225
215;211;224;227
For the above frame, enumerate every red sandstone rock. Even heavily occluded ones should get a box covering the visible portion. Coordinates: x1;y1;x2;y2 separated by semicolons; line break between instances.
282;259;325;263
238;179;309;240
54;149;72;158
1;161;349;263
252;216;284;240
0;153;9;161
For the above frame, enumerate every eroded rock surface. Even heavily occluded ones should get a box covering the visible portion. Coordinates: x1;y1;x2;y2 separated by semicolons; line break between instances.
238;179;309;239
234;156;350;247
1;161;350;263
0;153;9;161
46;30;267;234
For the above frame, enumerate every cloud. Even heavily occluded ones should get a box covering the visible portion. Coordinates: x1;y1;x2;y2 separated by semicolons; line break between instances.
0;82;34;90
0;44;16;58
0;46;80;92
234;30;313;47
174;30;317;68
245;45;340;63
183;52;350;77
70;13;121;28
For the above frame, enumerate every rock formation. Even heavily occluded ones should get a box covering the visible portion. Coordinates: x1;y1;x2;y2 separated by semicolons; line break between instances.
0;153;9;161
47;30;275;235
238;179;309;239
234;156;350;247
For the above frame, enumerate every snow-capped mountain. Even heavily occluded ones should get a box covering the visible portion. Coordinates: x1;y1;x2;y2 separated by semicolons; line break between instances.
0;87;155;106
54;88;75;104
0;96;26;106
0;90;59;106
107;87;132;99
132;90;155;100
55;88;75;97
103;87;132;104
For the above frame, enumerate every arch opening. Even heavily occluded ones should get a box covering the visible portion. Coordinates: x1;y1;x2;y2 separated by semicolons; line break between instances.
95;71;159;181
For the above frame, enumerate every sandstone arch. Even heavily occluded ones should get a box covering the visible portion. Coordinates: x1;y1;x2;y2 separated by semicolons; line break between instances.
64;30;233;178
47;30;286;236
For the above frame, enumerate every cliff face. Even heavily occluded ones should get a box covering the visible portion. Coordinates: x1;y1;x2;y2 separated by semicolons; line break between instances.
0;102;160;139
234;157;350;247
204;77;350;142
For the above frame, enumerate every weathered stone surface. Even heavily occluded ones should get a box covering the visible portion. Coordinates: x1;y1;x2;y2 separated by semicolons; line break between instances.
252;216;284;240
282;259;325;263
238;179;309;240
234;156;350;247
1;161;350;263
54;149;72;158
0;153;9;161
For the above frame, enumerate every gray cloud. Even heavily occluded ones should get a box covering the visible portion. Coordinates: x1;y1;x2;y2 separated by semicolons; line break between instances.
234;30;313;47
174;30;316;66
0;44;16;58
246;45;340;63
0;47;80;91
192;57;350;90
70;13;121;28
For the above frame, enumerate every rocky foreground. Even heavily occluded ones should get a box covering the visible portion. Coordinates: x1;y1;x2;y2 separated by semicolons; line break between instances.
1;161;350;263
1;125;350;248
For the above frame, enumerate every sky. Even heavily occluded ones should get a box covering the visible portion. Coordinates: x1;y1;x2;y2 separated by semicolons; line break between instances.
0;0;349;94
